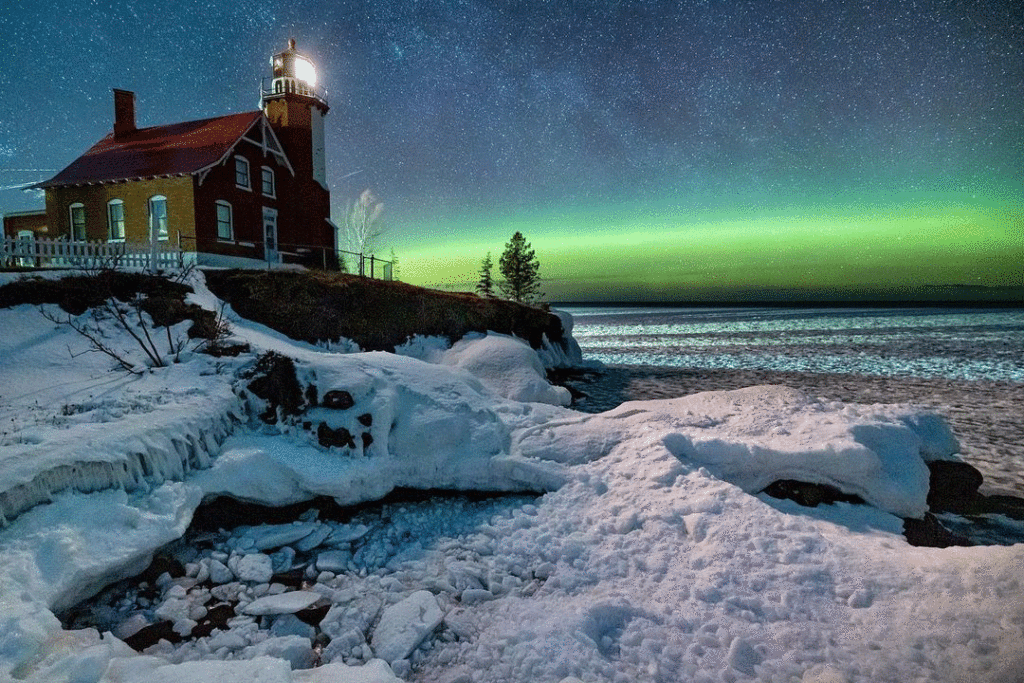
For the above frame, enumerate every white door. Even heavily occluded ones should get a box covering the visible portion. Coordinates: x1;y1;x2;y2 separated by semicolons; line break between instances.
16;230;34;267
263;207;279;264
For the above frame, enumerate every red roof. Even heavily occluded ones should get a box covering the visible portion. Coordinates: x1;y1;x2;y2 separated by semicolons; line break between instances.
36;111;264;189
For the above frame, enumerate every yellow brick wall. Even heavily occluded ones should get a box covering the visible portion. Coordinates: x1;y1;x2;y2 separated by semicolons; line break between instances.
45;177;196;245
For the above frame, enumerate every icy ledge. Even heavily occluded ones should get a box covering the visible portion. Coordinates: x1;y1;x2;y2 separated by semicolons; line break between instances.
0;383;242;526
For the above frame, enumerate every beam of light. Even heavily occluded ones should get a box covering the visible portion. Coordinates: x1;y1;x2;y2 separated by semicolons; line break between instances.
294;56;316;87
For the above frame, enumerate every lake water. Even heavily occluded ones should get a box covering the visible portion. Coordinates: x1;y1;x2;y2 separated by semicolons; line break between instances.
561;306;1024;383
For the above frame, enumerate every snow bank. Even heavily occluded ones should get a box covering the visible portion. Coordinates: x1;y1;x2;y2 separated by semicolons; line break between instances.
0;305;244;524
537;308;585;368
440;333;571;406
1;274;1020;683
514;385;955;518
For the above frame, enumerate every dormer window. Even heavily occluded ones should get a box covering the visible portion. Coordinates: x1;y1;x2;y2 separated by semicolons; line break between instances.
235;156;251;190
261;166;276;197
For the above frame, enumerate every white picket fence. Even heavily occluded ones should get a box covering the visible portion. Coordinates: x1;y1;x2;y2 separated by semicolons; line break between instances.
1;235;184;272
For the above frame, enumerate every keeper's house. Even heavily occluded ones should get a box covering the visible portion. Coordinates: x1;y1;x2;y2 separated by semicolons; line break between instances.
32;39;333;268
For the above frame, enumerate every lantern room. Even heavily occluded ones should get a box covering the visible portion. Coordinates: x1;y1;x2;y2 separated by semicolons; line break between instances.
262;38;328;108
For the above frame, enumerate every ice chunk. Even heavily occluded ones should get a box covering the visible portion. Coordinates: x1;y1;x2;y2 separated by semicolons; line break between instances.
240;522;319;551
316;549;352;573
244;635;316;670
293;659;402;682
294;523;332;552
230;553;274;583
242;590;323;616
270;614;317;640
370;590;445;664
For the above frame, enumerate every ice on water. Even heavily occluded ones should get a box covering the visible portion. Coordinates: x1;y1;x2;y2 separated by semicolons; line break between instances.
0;273;1022;682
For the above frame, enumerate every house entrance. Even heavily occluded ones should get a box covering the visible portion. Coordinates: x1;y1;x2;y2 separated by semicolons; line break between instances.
263;207;278;264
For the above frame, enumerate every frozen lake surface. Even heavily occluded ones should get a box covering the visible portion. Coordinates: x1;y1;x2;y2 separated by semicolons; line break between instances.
563;306;1024;382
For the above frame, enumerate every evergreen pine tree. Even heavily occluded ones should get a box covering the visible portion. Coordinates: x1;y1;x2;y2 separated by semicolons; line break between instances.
476;251;494;297
498;232;541;304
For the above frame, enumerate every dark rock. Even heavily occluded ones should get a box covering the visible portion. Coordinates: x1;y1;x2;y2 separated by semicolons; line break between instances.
761;480;865;508
361;432;373;449
272;567;308;588
138;554;186;584
322;390;355;410
976;494;1024;520
317;423;356;449
305;384;319;407
357;413;373;427
295;603;331;627
202;341;250;357
927;460;984;513
903;512;972;548
123;620;183;651
191;603;236;638
246;352;305;423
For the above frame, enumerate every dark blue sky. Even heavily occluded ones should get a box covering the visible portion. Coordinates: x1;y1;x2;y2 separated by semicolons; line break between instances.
2;0;1021;298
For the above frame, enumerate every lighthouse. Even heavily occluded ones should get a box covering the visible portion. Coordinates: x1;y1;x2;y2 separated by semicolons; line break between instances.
261;39;330;190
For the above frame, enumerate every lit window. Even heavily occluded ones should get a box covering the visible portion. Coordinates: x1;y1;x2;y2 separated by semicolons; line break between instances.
235;156;251;189
261;166;275;197
216;201;233;240
148;196;168;241
69;203;86;241
107;199;125;241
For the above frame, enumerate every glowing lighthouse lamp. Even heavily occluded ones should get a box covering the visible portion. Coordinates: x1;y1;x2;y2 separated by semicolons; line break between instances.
267;38;323;100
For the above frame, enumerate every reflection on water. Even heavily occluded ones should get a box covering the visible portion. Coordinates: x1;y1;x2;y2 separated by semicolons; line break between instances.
563;306;1024;382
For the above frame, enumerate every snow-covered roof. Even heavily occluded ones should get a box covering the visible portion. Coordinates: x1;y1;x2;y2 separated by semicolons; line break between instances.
33;111;266;189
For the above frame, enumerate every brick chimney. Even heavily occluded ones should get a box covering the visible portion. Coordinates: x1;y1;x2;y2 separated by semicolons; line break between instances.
113;89;136;138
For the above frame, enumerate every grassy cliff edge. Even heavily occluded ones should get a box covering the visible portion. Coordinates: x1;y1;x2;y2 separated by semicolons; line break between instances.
202;269;567;353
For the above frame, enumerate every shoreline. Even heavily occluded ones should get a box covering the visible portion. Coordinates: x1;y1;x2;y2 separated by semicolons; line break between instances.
562;364;1024;497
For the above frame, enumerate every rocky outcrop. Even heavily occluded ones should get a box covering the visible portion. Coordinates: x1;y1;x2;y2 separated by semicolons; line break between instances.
760;456;1024;548
203;269;571;354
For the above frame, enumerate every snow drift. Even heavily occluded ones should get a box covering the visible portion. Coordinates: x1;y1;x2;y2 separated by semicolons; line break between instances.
0;271;1021;683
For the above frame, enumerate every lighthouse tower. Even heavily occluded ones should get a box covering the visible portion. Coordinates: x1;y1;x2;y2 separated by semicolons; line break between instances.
261;39;330;189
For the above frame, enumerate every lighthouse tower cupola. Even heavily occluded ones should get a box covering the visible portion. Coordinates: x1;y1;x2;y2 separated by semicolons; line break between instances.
261;38;329;188
265;38;327;107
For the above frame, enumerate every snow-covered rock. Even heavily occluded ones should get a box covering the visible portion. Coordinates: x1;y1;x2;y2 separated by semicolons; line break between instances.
513;384;953;518
440;333;572;406
370;590;445;664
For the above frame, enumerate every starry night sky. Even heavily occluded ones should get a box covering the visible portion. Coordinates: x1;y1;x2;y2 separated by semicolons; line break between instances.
2;0;1021;301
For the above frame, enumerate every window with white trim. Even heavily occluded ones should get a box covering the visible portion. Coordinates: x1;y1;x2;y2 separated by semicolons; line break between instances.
216;201;233;240
148;195;168;241
107;199;125;241
235;156;251;189
261;166;275;197
69;203;86;241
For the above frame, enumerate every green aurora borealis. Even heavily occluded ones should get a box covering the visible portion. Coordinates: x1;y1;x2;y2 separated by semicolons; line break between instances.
396;189;1022;302
3;0;1022;302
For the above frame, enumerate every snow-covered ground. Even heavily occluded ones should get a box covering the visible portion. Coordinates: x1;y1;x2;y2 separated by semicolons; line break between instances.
0;271;1021;683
